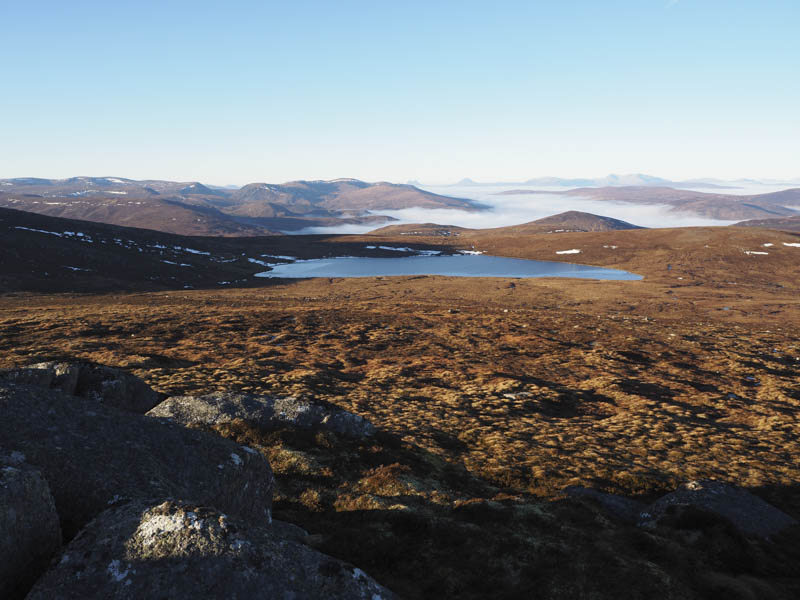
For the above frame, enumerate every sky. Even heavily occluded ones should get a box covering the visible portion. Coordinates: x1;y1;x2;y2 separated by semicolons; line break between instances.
1;1;798;185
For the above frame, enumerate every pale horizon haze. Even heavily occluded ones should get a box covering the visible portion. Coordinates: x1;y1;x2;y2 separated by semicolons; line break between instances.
1;1;798;185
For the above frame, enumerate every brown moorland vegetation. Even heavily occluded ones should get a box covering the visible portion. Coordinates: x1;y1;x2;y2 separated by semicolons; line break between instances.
2;222;799;598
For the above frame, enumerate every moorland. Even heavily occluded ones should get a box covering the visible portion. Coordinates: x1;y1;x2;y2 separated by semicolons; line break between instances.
2;203;800;598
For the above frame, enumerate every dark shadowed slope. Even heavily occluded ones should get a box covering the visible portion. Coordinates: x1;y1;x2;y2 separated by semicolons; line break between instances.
0;195;273;237
0;207;444;293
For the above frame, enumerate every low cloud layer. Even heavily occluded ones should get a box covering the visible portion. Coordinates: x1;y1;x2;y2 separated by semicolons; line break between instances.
292;185;740;235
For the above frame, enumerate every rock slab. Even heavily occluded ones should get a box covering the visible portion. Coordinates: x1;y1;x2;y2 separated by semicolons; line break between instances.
149;392;376;438
0;453;62;600
0;361;160;414
28;500;396;600
639;480;798;537
0;381;274;539
563;486;647;524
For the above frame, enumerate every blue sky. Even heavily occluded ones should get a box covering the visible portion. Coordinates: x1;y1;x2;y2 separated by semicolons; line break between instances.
1;1;798;184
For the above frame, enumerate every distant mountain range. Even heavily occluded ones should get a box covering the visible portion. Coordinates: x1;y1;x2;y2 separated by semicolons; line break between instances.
497;186;800;221
0;177;480;236
4;175;800;235
419;173;800;189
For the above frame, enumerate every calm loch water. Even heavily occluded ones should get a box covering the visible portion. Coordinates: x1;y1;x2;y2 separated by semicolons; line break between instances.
255;255;641;280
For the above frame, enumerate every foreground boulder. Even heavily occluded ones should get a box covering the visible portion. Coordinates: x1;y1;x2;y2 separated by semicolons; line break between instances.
0;453;62;599
0;361;160;413
28;500;396;600
639;480;797;537
149;392;376;438
0;382;273;539
0;361;80;392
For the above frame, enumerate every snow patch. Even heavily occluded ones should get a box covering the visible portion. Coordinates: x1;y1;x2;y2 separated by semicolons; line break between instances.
175;246;210;255
743;250;769;255
783;242;800;247
458;249;484;255
14;226;62;237
260;254;296;261
555;249;581;255
365;245;414;252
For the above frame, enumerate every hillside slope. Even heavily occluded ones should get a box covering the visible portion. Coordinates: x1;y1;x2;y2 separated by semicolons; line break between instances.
733;214;800;232
0;177;479;235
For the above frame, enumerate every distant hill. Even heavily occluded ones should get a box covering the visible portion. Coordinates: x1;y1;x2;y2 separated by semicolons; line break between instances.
0;177;479;235
228;179;479;217
467;211;643;236
497;186;800;221
522;211;643;232
439;173;736;189
368;222;468;237
367;212;642;237
733;214;800;232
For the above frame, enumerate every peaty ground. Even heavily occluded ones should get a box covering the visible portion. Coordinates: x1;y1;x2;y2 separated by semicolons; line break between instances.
2;225;800;598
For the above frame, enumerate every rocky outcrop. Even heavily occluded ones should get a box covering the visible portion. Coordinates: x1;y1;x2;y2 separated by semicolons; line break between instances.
0;361;160;413
0;381;274;539
0;361;80;391
0;453;62;600
148;392;376;438
28;499;396;600
563;486;647;524
638;480;797;537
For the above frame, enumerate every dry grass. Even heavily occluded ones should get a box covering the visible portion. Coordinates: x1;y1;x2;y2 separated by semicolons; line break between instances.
2;225;800;597
2;272;797;503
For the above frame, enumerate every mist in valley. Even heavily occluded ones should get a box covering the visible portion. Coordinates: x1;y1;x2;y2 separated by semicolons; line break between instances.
292;184;747;235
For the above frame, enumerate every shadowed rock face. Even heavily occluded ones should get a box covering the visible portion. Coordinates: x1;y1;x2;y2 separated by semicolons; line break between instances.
149;392;376;438
0;382;274;539
0;454;62;600
639;480;797;537
0;361;161;414
28;500;396;600
563;486;647;524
